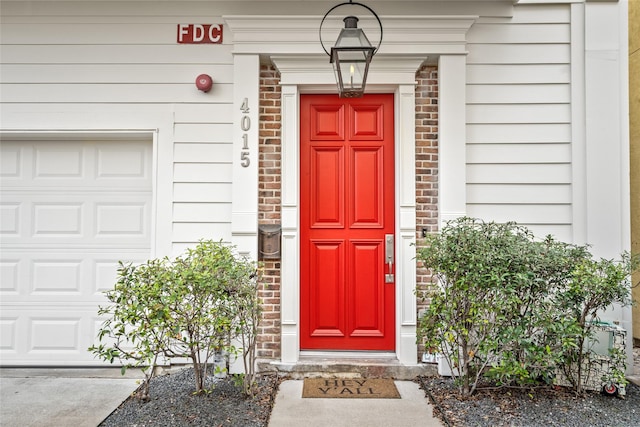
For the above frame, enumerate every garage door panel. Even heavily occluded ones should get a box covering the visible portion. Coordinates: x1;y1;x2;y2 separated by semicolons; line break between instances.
0;260;19;293
96;143;150;179
1;307;109;365
94;260;121;294
1;317;18;352
0;140;151;189
30;317;81;351
0;145;21;177
96;202;147;236
0;138;152;366
34;144;84;178
32;259;83;294
1;194;151;245
0;203;20;234
1;250;149;303
33;203;83;235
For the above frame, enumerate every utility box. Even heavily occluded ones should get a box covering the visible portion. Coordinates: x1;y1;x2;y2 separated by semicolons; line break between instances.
437;353;457;377
423;342;461;377
554;321;627;396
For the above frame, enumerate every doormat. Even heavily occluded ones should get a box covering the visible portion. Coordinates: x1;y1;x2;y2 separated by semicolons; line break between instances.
302;378;400;399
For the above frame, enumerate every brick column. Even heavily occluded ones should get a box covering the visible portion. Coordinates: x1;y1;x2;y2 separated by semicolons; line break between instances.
415;65;439;355
257;64;282;360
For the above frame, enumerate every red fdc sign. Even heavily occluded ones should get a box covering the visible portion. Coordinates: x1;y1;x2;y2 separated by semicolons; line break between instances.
177;24;223;44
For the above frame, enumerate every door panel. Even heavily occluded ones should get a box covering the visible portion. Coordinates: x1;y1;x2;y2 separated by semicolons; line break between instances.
350;104;383;140
300;94;395;351
311;147;344;227
350;241;383;336
311;104;345;140
351;147;383;227
309;240;345;337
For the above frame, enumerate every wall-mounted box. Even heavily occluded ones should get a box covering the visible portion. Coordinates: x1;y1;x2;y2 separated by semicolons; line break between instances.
258;224;281;260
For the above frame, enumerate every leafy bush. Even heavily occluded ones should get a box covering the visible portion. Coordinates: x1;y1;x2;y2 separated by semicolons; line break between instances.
417;217;637;397
556;253;637;393
89;240;261;397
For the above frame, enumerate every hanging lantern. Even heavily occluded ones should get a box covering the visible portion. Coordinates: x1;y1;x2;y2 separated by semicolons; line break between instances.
320;1;383;98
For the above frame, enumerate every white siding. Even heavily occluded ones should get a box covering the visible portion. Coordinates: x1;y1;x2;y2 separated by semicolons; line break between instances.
465;4;573;238
0;5;235;255
2;0;629;366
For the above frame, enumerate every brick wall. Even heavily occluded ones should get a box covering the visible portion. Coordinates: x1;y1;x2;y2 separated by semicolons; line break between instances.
257;63;282;359
255;63;439;362
415;65;439;351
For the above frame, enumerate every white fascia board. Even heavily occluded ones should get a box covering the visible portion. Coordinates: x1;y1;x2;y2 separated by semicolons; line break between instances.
224;15;477;56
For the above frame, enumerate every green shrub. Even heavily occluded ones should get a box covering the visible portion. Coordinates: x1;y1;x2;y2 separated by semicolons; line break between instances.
89;240;261;397
417;217;637;397
556;253;637;394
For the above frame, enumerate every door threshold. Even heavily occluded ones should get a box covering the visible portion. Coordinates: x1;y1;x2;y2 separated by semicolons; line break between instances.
300;351;397;360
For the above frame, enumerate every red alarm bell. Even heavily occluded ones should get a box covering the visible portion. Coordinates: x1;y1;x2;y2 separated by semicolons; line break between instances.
196;74;213;92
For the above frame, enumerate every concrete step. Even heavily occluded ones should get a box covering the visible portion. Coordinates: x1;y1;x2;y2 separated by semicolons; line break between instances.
258;355;438;380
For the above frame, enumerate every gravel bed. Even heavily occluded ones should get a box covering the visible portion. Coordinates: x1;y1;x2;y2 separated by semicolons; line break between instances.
101;348;639;426
421;377;640;427
99;368;278;427
421;347;640;427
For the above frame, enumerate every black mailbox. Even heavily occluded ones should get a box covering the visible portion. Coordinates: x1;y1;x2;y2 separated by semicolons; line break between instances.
258;224;281;260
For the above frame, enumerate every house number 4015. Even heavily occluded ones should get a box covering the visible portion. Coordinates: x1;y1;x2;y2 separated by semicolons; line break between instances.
240;98;251;168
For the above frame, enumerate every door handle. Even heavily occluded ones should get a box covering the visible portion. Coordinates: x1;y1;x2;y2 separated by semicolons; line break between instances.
385;234;394;283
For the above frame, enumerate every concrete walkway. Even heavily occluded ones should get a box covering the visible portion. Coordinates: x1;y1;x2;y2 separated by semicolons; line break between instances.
268;380;443;427
0;368;143;427
0;369;442;427
2;362;638;427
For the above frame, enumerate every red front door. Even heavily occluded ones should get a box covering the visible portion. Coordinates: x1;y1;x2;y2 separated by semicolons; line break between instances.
300;94;395;351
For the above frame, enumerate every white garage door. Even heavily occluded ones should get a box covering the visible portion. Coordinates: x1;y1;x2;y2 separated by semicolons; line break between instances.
0;136;152;366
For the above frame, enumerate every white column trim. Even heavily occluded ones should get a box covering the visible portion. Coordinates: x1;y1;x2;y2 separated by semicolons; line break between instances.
397;84;418;365
618;0;632;377
231;54;260;259
570;3;588;246
438;54;468;227
582;0;632;373
280;84;300;364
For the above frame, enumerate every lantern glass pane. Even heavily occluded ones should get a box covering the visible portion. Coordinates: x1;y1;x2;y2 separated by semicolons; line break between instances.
335;27;372;49
336;48;369;63
338;61;364;90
